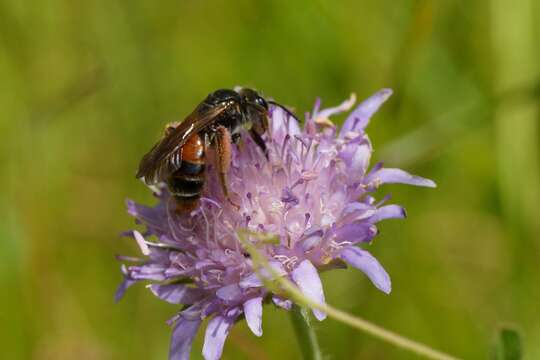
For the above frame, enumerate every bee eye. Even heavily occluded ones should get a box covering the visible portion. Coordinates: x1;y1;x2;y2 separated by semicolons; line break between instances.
256;96;268;110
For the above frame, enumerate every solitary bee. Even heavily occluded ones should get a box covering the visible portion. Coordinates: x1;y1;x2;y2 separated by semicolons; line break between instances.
136;88;294;213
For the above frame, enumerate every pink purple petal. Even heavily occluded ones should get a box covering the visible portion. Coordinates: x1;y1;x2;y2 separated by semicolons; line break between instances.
340;246;391;294
243;297;263;337
133;230;150;256
169;316;201;360
291;260;327;321
202;311;240;360
340;89;393;137
316;93;356;120
330;223;378;244
297;228;324;251
366;168;436;188
270;107;301;143
216;284;242;302
339;141;372;176
239;261;287;289
115;273;137;302
272;296;292;310
149;284;205;305
369;205;407;223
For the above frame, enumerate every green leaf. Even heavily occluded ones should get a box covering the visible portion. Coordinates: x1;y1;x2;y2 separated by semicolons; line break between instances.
494;328;522;360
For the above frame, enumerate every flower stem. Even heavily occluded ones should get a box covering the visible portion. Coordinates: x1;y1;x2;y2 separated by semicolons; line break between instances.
283;272;459;360
237;229;460;360
290;305;323;360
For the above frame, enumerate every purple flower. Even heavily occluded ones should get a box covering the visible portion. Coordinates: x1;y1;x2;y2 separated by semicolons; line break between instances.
117;89;435;360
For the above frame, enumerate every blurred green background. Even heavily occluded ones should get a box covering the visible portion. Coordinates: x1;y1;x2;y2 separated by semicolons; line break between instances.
1;0;539;359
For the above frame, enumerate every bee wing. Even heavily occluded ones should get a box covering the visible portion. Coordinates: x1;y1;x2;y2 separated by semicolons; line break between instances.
136;102;230;184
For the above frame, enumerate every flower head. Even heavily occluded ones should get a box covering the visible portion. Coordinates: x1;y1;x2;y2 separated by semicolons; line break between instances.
117;89;435;360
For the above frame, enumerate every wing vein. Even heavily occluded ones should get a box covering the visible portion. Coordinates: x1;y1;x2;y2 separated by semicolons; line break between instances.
136;102;228;184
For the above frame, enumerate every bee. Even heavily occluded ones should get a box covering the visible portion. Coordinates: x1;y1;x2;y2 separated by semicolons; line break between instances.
136;88;295;213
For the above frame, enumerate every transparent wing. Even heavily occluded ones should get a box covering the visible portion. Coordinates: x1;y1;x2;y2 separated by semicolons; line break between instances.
136;102;229;184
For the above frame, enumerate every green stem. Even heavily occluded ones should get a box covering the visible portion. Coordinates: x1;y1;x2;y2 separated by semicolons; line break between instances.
290;305;323;360
237;230;460;360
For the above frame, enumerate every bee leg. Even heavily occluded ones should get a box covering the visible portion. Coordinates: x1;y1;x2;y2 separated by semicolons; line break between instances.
231;133;244;152
215;126;240;209
249;129;269;160
231;133;241;144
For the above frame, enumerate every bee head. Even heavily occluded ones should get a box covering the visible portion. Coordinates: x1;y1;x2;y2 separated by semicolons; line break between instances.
238;88;268;111
238;88;269;134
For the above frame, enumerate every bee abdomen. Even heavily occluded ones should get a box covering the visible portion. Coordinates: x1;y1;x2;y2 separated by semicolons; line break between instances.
168;162;205;197
169;178;204;197
178;161;205;176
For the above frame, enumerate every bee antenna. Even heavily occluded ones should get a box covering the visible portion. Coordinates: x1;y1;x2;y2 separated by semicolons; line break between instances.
268;101;300;123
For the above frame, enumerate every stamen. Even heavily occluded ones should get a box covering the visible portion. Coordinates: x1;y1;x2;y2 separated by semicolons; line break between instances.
281;134;290;160
304;213;311;227
199;204;211;245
